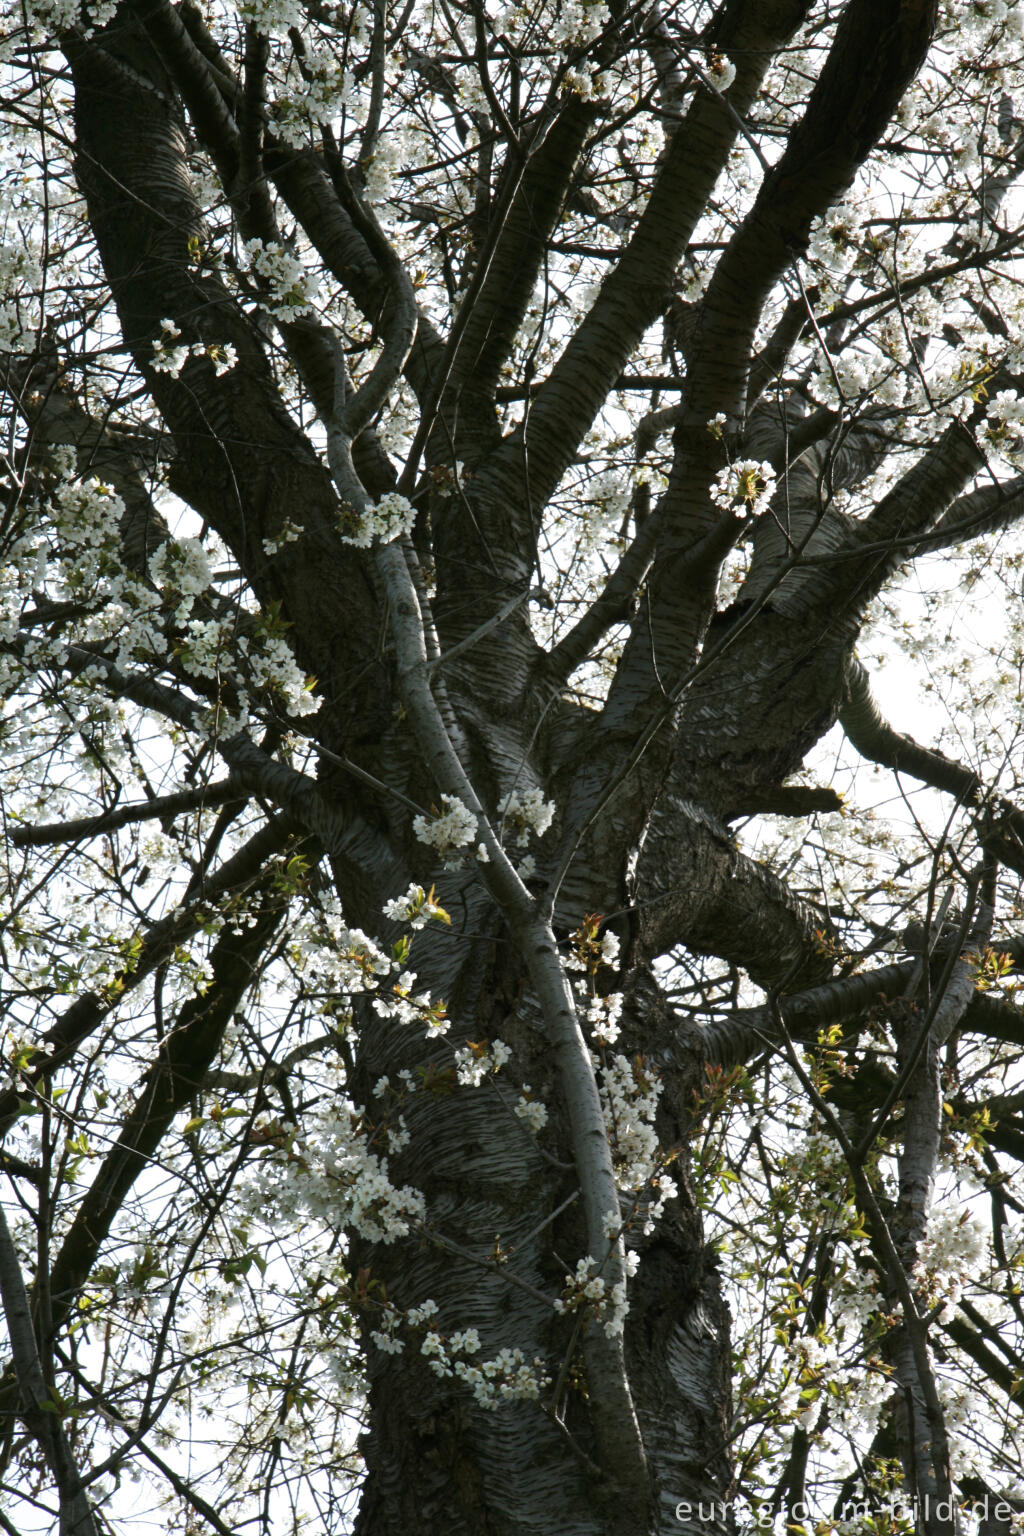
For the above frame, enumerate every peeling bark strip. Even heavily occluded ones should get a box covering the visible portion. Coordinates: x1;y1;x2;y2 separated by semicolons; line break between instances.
12;0;1024;1530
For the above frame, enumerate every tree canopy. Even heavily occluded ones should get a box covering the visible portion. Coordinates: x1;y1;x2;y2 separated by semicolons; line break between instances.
4;0;1024;1532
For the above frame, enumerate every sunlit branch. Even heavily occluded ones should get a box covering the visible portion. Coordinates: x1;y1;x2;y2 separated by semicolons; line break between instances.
373;529;650;1504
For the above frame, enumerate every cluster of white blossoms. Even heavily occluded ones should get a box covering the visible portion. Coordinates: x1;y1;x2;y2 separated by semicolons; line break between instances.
705;51;736;92
205;343;238;376
566;923;624;1044
170;614;319;721
288;896;445;1036
361;130;413;203
242;1096;426;1245
809;348;906;410
8;473;161;675
513;1092;548;1132
0;242;42;350
382;883;451;930
20;474;316;731
559;65;611;101
806;201;864;287
497;786;556;846
582;990;623;1046
413;793;480;865
452;1346;549;1408
914;1204;989;1317
773;1331;842;1433
373;969;449;1035
987;388;1024;425
22;0;115;34
235;628;321;718
453;1037;511;1087
493;0;608;47
367;1299;548;1409
51;474;122;565
242;238;320;320
261;519;303;556
340;491;417;548
554;1254;637;1339
566;927;620;972
272;55;360;146
235;0;303;33
149;538;213;623
710;459;777;518
575;470;631;555
368;1296;443;1356
150;318;187;376
828;1351;894;1444
150;319;238;379
598;1053;677;1224
173;617;225;681
984;388;1024;464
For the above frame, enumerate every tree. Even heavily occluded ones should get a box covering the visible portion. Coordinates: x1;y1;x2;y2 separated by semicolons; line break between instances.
3;0;1024;1530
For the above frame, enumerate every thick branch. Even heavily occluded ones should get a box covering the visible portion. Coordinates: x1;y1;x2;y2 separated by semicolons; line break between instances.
45;881;290;1334
693;0;938;422
0;814;295;1138
10;780;243;847
849;420;984;577
468;0;812;525
0;1207;100;1536
691;959;916;1071
449;99;593;399
372;536;649;1511
67;20;386;727
840;655;1024;876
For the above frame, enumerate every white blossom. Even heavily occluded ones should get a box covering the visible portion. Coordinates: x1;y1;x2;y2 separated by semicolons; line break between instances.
449;1328;480;1354
205;342;238;376
382;883;450;930
406;1298;439;1326
498;786;555;846
243;238;320;319
151;317;188;376
413;794;479;863
236;0;304;32
710;459;777;518
599;932;620;967
454;1037;511;1087
585;991;623;1046
340;492;417;548
554;1254;630;1335
0;243;43;350
149;538;213;621
514;1093;548;1132
706;52;736;92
